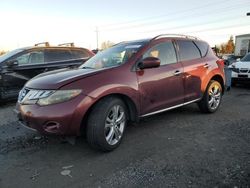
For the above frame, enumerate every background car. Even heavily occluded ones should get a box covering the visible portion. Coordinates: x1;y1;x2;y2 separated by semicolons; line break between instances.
0;42;94;101
231;52;250;85
222;54;237;66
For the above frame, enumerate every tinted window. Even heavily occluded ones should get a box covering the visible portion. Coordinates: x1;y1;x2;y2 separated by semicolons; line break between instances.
71;49;89;59
13;51;44;65
29;51;44;64
45;49;72;62
177;40;201;61
143;42;177;65
15;53;30;65
241;53;250;61
194;41;208;57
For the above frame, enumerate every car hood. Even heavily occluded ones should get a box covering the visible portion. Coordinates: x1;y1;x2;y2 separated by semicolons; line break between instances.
234;61;250;69
25;68;103;89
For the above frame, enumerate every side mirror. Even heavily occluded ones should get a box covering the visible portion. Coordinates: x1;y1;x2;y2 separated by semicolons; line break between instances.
138;57;160;69
6;60;18;67
224;59;230;66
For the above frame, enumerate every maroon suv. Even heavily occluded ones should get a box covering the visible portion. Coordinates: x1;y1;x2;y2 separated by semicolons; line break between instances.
16;34;225;151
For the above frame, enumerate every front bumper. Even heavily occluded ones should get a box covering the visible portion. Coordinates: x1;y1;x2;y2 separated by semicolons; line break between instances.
232;77;250;84
15;94;94;136
231;72;250;84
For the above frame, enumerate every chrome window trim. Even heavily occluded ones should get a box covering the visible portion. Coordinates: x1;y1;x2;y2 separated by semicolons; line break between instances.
140;98;201;118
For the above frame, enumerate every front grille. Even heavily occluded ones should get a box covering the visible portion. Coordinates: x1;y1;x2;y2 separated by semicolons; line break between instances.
239;68;249;73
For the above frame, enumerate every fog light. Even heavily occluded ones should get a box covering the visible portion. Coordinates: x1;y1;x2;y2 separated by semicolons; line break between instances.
43;121;60;133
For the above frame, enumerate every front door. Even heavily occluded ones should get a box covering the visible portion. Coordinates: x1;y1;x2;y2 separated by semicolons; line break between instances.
136;40;184;116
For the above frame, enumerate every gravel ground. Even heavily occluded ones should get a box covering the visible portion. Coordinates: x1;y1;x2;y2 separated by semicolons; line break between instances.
0;86;249;188
0;102;17;126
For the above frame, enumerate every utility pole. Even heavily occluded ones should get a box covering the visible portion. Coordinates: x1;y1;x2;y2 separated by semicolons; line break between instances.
95;27;99;50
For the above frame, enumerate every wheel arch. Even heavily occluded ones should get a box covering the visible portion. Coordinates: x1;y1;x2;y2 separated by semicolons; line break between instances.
80;93;139;135
210;74;225;94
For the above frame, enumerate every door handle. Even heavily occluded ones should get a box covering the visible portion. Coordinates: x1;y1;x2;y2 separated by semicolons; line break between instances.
203;63;210;68
173;70;181;76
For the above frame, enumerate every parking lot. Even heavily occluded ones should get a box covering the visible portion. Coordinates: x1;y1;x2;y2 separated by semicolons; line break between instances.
0;86;249;188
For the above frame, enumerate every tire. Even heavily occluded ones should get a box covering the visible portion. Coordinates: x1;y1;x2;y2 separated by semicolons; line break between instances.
86;97;128;151
198;80;222;113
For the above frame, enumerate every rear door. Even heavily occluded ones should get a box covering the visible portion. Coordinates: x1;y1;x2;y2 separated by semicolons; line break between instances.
176;40;209;102
137;39;184;116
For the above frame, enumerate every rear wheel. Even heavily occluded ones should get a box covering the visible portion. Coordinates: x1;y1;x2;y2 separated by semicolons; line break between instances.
86;97;128;151
198;80;222;113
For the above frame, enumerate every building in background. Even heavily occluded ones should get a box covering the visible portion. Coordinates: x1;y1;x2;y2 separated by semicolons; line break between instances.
235;34;250;57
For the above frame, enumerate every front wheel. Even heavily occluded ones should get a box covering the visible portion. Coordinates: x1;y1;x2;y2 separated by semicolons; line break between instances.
198;80;222;113
86;97;128;151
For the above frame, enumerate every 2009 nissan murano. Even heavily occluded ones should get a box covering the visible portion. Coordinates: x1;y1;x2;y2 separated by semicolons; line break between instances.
16;34;225;151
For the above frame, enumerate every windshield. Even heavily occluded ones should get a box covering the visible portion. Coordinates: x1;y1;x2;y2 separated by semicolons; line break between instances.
79;41;147;69
0;48;24;62
241;53;250;62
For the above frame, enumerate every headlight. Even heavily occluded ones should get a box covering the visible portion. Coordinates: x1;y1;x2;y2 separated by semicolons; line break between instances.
37;89;82;106
232;67;240;73
19;89;55;104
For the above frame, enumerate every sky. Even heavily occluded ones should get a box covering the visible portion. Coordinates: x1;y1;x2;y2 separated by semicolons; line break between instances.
0;0;250;51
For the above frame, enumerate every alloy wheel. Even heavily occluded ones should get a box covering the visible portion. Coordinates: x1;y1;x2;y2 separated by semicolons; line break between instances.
104;105;126;145
208;83;221;110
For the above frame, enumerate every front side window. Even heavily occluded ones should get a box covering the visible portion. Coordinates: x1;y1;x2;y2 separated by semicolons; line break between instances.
177;40;201;61
15;53;30;65
13;50;44;65
143;42;177;65
80;41;147;69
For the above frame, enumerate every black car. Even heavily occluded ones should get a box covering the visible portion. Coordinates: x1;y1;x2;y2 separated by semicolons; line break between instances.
0;43;94;101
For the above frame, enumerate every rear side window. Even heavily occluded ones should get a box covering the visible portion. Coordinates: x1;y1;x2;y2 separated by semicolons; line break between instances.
71;49;90;59
45;49;72;62
143;42;177;65
177;40;201;61
194;41;208;57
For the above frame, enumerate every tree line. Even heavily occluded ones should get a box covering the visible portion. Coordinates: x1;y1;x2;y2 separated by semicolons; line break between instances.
0;51;6;55
215;36;235;54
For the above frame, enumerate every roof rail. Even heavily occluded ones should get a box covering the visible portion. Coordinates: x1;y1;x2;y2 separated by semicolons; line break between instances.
58;42;75;47
151;34;200;41
34;42;50;47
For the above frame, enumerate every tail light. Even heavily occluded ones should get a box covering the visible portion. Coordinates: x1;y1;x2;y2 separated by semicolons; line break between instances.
216;59;225;69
